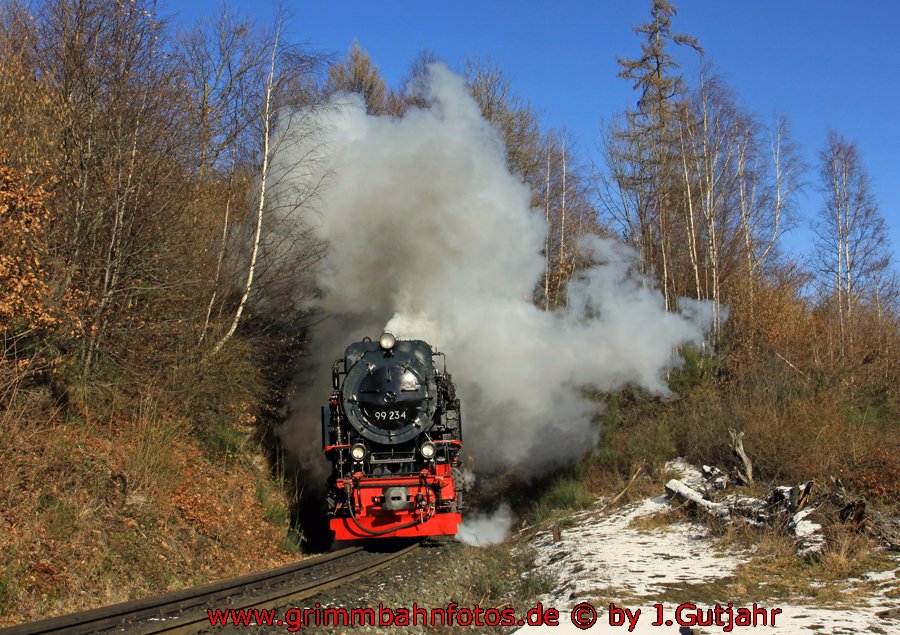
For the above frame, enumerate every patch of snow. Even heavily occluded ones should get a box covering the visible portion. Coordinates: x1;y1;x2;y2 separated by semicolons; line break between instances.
665;457;705;490
513;463;899;635
789;507;826;556
862;568;898;583
521;496;742;602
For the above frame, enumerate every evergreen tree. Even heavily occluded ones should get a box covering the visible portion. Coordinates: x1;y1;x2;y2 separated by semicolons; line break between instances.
325;41;388;115
614;0;702;308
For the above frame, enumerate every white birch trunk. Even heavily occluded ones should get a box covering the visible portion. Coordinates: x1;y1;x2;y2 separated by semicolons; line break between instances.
678;121;702;300
544;137;551;310
199;166;235;344
211;26;280;356
555;142;567;305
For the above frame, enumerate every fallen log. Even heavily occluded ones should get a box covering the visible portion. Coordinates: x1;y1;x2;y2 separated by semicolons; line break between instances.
876;607;900;619
664;475;824;555
789;507;826;556
665;479;730;519
701;465;730;491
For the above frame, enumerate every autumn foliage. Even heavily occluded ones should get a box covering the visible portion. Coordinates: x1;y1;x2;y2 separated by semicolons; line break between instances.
0;156;56;334
0;0;897;626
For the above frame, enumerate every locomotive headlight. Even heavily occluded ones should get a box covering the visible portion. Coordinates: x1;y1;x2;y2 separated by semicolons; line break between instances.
420;441;436;459
350;443;366;461
379;332;396;351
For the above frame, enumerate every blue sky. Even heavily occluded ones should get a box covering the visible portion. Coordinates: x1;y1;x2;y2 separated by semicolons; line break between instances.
174;0;899;261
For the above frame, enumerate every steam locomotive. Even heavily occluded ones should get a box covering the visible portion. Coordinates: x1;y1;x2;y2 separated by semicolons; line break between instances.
322;332;463;540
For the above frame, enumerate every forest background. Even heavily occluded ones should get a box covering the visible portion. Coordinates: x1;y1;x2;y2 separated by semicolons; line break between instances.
0;0;896;624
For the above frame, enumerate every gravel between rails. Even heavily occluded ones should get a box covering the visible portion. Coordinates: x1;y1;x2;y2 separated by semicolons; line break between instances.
209;537;520;635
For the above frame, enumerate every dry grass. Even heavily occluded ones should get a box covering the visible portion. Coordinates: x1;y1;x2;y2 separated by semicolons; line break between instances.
123;397;181;501
0;380;296;627
699;377;895;502
711;520;896;606
627;508;683;532
584;345;900;505
529;475;596;524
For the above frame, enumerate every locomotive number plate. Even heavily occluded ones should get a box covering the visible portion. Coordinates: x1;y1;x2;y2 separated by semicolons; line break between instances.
362;405;416;430
373;409;407;421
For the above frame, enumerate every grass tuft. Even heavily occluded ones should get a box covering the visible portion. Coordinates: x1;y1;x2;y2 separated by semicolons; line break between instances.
531;475;595;524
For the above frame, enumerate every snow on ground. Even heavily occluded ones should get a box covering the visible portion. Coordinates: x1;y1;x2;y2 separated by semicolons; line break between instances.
512;460;899;634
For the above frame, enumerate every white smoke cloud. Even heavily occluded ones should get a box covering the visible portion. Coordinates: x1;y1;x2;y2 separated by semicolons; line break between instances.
269;64;715;478
455;503;515;546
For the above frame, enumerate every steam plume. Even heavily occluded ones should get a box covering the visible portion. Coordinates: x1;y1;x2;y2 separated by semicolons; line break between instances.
269;65;715;479
455;504;515;546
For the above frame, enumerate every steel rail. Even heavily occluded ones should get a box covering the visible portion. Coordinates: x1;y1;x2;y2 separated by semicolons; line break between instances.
1;542;419;635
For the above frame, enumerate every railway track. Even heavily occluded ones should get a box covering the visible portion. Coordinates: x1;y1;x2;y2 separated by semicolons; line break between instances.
1;541;419;635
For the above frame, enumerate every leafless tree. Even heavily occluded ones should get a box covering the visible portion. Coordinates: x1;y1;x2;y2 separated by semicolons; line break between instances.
736;115;803;312
212;19;282;356
596;115;651;259
544;133;552;309
464;57;543;185
542;131;599;307
176;6;270;179
174;8;275;343
28;0;196;371
209;39;328;338
390;48;441;114
675;101;703;300
814;131;892;356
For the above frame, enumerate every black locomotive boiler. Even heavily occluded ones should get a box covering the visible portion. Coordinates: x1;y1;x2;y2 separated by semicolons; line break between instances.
322;332;463;539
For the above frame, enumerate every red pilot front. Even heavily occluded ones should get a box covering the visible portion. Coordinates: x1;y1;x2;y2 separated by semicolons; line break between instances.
322;332;464;540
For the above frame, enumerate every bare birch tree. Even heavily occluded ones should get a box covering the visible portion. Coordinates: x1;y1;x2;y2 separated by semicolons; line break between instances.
211;22;281;356
737;116;803;312
676;101;703;300
176;8;274;343
544;133;552;310
556;141;568;304
814;131;891;357
689;71;743;338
